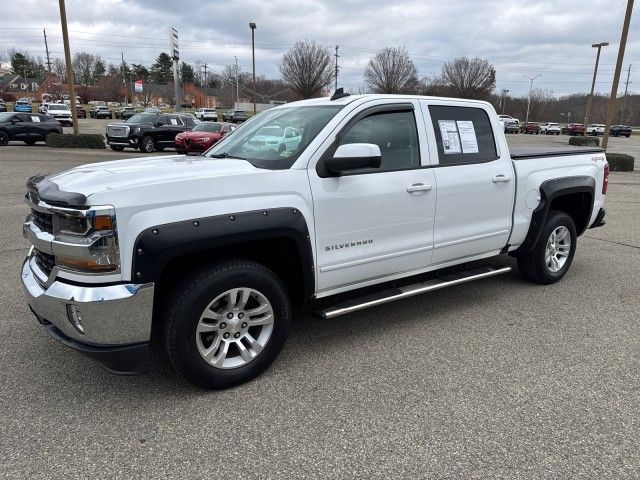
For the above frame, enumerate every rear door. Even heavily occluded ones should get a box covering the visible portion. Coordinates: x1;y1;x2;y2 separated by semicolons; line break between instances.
421;101;515;265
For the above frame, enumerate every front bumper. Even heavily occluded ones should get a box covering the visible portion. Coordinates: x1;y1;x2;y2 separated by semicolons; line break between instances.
106;135;138;148
21;255;154;374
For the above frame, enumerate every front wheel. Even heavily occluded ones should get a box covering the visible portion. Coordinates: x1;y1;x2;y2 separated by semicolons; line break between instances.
0;131;9;146
163;259;291;389
140;135;155;153
517;211;577;285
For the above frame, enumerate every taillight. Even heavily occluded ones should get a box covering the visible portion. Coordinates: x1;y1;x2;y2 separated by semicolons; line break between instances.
602;162;610;194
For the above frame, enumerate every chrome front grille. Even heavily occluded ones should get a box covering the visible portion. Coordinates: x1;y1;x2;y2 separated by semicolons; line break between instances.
31;209;53;233
107;125;129;138
34;249;55;276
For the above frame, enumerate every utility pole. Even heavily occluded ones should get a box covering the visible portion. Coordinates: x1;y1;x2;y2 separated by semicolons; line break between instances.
623;64;632;96
602;0;634;150
249;22;257;115
334;45;339;91
43;29;52;95
121;52;127;106
235;56;240;108
501;89;509;114
584;42;609;130
203;63;208;107
524;74;541;123
58;0;78;134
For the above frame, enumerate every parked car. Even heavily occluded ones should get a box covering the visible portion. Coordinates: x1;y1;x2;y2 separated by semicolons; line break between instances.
0;100;6;112
540;122;561;135
38;102;50;114
222;109;247;123
115;106;136;120
587;124;606;136
610;125;632;137
76;106;87;119
0;112;62;146
105;112;196;152
90;106;112;119
44;103;73;127
21;93;609;388
520;122;540;134
562;123;585;136
175;122;235;154
194;108;218;121
504;120;519;134
14;99;33;113
144;107;161;113
245;125;302;153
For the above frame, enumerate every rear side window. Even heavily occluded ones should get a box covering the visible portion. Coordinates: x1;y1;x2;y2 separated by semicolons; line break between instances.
429;105;498;166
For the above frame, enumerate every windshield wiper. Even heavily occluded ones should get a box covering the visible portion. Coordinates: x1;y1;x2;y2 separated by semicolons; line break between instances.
210;152;247;160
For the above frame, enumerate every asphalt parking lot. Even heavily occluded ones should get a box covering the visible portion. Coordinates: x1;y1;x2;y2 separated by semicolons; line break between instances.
1;131;639;478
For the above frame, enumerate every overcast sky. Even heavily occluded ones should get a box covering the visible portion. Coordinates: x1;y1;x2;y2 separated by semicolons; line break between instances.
1;0;638;97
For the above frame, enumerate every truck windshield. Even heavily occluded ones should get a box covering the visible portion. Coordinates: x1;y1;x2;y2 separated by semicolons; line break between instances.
205;106;342;169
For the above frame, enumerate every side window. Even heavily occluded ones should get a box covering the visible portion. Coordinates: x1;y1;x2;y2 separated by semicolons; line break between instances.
168;115;183;126
156;115;168;126
17;114;31;122
339;110;420;172
428;105;497;166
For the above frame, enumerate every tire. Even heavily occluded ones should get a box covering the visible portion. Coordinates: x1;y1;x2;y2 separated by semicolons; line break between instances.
110;145;124;151
163;259;292;389
0;130;8;146
24;139;37;146
517;210;577;285
626;134;631;138
140;135;155;153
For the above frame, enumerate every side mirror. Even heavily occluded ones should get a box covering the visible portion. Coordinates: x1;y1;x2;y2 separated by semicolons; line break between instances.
325;143;382;175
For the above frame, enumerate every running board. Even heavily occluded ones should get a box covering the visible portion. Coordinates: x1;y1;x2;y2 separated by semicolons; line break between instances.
316;266;512;320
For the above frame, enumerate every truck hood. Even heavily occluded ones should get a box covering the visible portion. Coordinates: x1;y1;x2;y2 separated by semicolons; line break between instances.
48;155;263;201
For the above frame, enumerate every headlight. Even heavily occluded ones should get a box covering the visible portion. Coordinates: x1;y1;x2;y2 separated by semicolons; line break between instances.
53;211;113;236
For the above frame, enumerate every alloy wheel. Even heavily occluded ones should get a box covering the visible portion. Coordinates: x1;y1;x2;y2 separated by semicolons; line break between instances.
545;226;571;273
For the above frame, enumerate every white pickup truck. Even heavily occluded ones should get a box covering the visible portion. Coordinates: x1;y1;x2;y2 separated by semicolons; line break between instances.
21;91;608;388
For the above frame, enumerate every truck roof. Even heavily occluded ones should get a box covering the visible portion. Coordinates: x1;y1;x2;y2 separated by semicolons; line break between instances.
274;94;493;109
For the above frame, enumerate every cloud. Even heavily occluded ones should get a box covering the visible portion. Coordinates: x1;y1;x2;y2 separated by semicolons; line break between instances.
1;0;638;96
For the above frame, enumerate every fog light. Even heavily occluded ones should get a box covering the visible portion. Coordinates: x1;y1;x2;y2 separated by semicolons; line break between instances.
66;304;85;334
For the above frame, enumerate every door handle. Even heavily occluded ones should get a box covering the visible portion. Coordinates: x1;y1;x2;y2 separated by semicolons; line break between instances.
407;183;433;193
492;175;511;183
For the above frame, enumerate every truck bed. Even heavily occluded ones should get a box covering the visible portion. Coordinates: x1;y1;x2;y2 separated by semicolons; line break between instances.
510;146;604;160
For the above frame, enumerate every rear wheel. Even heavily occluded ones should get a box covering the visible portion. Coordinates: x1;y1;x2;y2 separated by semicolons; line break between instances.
517;210;577;285
163;259;291;389
140;135;155;153
0;131;8;146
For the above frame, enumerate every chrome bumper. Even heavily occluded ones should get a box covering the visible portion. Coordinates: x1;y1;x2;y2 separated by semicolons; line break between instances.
21;255;154;346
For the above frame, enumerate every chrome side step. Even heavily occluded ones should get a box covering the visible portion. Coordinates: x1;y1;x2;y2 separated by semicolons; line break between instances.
317;266;512;319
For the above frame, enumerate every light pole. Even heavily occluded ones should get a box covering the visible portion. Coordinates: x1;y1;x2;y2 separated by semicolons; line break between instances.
249;22;257;115
524;74;541;123
501;89;509;114
584;42;609;130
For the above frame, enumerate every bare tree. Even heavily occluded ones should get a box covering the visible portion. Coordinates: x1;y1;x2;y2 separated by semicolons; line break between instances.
439;57;496;99
280;40;333;99
72;52;104;86
364;47;419;94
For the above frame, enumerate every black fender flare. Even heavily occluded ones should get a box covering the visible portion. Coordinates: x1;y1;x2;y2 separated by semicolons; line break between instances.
513;176;595;256
131;207;315;300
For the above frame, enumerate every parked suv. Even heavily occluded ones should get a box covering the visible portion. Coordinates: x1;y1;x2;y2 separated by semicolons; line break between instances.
90;106;112;119
540;122;560;135
194;108;218;121
223;109;247;123
44;103;73;126
587;124;606;136
610;125;632;137
115;106;136;120
106;112;196;152
520;122;540;134
0;112;62;145
504;120;519;134
561;123;585;136
175;122;235;154
14;99;33;113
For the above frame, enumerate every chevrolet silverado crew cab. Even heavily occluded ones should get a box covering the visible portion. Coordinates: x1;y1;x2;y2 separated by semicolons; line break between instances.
21;91;608;389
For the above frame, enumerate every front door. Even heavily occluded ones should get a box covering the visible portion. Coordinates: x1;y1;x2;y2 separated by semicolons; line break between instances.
309;101;437;295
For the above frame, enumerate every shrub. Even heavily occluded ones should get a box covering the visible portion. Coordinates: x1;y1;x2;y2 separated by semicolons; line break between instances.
569;136;600;147
606;153;635;172
46;133;106;149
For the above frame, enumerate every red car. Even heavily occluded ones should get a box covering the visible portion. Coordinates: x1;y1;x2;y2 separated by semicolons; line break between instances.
519;122;540;134
561;123;585;136
175;122;235;154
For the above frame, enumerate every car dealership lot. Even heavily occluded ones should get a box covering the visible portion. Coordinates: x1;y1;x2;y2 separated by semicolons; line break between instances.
1;134;639;478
